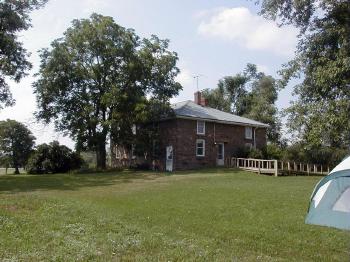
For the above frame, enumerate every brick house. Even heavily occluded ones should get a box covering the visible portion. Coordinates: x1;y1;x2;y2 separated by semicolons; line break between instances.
111;92;268;171
158;92;268;171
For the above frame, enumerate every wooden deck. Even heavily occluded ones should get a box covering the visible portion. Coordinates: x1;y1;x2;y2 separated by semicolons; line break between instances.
225;157;330;177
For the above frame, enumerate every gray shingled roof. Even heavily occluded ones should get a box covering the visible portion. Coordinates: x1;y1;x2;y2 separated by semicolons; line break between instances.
172;100;269;128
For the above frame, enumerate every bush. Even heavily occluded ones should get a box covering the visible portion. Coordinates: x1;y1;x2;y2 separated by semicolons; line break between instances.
281;143;349;168
27;141;84;174
263;143;283;160
232;146;250;158
248;148;264;159
134;162;151;170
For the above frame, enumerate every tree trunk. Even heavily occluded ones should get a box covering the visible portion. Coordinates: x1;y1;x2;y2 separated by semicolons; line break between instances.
96;140;107;169
14;166;20;174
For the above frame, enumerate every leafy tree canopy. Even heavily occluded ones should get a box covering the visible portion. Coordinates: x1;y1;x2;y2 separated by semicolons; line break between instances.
258;0;350;147
203;64;281;143
34;14;182;168
0;0;47;109
0;119;36;174
27;141;83;174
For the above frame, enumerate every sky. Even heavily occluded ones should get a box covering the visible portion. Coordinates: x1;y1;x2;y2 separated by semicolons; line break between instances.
0;0;299;148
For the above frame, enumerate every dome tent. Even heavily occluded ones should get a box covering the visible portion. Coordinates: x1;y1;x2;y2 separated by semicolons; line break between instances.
305;156;350;230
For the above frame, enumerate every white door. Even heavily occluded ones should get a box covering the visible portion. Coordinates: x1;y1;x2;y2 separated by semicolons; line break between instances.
216;143;224;166
166;146;173;172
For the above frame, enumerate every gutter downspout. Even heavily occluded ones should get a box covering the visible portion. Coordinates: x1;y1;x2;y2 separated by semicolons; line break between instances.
214;123;216;144
254;127;258;148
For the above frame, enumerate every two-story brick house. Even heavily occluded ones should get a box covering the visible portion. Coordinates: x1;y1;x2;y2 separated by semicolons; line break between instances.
111;92;268;171
158;92;268;171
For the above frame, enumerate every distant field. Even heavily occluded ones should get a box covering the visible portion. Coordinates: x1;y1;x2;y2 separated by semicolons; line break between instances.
0;168;25;175
0;169;349;261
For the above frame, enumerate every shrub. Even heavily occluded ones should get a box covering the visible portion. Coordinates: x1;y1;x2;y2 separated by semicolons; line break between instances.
232;146;250;158
248;148;264;159
27;141;84;174
281;143;348;168
263;143;283;160
134;162;151;170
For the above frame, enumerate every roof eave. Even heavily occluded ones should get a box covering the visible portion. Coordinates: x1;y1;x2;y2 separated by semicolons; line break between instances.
175;115;269;128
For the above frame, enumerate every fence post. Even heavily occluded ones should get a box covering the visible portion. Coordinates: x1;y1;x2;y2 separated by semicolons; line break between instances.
274;160;278;177
307;164;310;175
287;162;290;175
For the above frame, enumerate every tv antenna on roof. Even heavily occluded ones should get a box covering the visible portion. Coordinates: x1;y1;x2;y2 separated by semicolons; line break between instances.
193;74;204;91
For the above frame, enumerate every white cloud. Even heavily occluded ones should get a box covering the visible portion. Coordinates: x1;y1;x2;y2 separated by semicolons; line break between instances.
197;7;298;57
193;7;226;20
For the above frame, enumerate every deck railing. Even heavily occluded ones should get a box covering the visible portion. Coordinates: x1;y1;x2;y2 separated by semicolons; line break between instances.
226;157;330;177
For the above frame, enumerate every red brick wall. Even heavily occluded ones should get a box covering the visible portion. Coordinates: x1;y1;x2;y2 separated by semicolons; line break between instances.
158;118;267;170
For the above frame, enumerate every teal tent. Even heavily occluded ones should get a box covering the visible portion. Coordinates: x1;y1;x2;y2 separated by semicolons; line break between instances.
305;156;350;230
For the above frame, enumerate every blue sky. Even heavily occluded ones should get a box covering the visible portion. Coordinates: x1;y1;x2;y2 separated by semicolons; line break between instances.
0;0;299;148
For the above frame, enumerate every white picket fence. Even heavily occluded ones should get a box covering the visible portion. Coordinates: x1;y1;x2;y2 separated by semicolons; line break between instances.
226;157;330;177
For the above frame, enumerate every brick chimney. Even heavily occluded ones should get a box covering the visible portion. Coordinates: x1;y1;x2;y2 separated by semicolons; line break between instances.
194;91;201;105
194;91;208;106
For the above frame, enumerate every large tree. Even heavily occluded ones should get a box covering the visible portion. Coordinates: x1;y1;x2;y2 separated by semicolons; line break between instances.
34;14;182;169
0;119;36;174
0;0;47;109
258;0;350;147
203;64;281;143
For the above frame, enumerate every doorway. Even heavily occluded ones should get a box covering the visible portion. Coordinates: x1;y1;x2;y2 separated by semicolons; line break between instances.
166;145;173;171
216;143;224;166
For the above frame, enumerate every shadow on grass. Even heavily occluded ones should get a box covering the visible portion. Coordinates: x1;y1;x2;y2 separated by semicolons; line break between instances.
0;171;164;194
0;168;247;194
172;167;242;175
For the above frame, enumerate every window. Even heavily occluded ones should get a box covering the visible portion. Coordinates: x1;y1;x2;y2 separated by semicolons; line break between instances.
197;121;205;135
245;126;253;139
333;187;350;212
196;139;205;157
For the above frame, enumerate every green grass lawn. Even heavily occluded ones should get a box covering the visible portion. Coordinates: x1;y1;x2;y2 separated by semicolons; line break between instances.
0;169;349;261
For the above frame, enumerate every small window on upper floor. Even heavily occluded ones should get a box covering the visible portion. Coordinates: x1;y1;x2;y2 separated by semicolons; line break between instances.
197;120;205;135
245;126;253;140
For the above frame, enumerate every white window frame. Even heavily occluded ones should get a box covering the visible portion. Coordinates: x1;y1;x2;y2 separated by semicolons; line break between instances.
197;120;205;135
196;139;205;157
245;126;253;140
